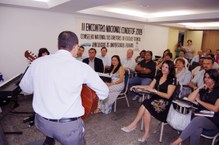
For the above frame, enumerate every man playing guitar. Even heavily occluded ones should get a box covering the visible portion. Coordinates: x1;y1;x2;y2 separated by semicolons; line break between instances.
20;31;109;145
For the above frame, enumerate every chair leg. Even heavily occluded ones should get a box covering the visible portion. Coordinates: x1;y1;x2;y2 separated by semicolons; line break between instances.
114;100;117;112
142;95;145;102
140;118;144;131
125;95;130;107
159;122;165;143
211;134;219;145
140;95;146;131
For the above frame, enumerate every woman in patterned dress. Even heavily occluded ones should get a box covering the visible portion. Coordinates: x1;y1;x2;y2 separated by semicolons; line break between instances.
121;60;176;143
95;55;125;114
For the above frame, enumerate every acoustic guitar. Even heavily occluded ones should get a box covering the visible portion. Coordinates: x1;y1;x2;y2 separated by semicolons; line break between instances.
24;50;99;120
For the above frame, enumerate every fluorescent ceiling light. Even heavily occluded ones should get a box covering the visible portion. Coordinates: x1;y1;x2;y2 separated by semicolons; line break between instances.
150;10;193;18
179;22;219;28
33;0;49;2
103;8;195;19
106;8;148;17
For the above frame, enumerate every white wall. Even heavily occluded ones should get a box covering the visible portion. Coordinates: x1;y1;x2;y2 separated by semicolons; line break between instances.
144;24;169;56
0;6;169;80
0;6;76;80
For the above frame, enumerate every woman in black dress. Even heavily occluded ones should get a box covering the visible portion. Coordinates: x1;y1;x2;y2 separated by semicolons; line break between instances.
121;60;176;143
171;69;219;145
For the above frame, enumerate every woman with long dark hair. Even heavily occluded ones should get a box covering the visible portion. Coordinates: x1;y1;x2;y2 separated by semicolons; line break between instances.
121;60;176;143
171;69;219;145
38;48;50;57
95;55;125;114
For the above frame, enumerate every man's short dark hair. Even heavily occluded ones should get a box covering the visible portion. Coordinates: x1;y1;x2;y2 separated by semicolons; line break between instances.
146;50;153;57
89;48;97;54
79;46;85;50
204;56;214;64
58;31;78;51
101;47;107;52
187;39;192;43
180;49;186;54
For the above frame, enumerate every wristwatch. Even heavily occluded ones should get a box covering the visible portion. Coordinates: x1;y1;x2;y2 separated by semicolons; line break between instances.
154;89;158;94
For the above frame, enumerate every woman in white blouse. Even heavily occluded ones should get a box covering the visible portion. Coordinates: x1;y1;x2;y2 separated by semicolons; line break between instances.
175;58;192;97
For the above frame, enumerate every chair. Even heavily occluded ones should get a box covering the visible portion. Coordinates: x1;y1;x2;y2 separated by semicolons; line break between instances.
180;85;192;98
201;129;219;145
159;84;190;143
154;55;161;61
113;70;130;112
139;84;183;142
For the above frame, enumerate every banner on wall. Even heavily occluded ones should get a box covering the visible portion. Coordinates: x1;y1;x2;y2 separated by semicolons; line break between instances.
79;22;144;51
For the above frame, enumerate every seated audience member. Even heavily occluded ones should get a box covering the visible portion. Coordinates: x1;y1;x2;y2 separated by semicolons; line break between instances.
38;48;50;57
83;48;104;73
171;69;219;145
76;46;85;61
192;57;204;77
135;50;146;63
156;52;172;70
203;48;212;57
175;42;185;58
188;57;214;91
175;58;192;85
175;58;192;97
121;60;176;143
122;49;136;72
129;51;156;101
207;53;219;69
174;50;189;68
215;49;219;64
157;49;171;66
98;47;111;72
95;55;125;114
190;50;203;65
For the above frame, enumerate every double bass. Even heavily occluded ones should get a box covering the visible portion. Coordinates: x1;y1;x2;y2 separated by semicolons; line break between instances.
24;50;99;120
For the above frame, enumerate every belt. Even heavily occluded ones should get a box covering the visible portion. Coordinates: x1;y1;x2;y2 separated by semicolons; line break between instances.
43;117;80;123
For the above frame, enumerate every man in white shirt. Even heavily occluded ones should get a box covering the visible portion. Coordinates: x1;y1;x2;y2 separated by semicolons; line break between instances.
98;47;111;72
19;31;109;145
191;57;204;77
76;46;85;61
190;50;203;65
188;57;214;90
122;49;136;72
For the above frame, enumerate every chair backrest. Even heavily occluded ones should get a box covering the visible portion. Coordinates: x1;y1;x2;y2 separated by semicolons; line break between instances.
201;129;219;145
202;129;219;138
180;85;192;98
171;84;181;100
120;70;130;94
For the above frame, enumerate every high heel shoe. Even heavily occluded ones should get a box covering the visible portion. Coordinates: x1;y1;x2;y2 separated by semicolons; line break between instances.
121;126;136;133
138;137;147;143
93;108;102;114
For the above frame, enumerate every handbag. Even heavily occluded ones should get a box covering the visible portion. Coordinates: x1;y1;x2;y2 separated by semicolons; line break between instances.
166;101;192;131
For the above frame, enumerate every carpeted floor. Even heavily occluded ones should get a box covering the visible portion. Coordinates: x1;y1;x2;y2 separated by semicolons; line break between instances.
0;94;212;145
